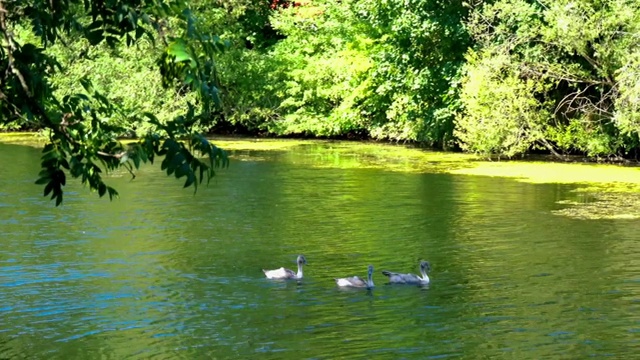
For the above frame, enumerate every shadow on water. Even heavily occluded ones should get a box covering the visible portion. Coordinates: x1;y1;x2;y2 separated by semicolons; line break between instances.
0;142;639;359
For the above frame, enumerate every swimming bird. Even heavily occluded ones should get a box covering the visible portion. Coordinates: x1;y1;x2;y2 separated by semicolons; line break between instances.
381;260;431;285
263;255;307;280
335;265;374;288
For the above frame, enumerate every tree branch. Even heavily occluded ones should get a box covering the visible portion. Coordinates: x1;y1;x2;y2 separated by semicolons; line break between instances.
0;0;32;97
538;138;568;161
96;150;126;159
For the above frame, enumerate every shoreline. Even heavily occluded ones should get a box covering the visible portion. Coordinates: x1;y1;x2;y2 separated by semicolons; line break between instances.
4;131;640;220
2;131;639;165
3;131;640;187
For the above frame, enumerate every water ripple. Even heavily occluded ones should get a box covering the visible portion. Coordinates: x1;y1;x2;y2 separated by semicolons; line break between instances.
0;145;638;359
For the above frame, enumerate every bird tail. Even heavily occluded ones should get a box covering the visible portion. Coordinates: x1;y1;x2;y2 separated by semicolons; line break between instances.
381;271;393;277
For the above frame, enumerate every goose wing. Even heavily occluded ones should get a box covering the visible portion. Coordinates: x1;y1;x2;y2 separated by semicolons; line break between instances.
263;267;296;279
335;276;367;287
381;271;422;284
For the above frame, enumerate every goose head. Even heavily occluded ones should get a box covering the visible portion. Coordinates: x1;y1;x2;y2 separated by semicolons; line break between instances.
293;255;307;279
420;260;431;273
419;260;431;282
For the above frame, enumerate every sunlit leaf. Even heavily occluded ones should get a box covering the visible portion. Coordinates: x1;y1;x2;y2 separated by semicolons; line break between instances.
167;39;192;63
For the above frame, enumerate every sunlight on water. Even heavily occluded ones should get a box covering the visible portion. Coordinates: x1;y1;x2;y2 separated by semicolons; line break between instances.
0;143;639;359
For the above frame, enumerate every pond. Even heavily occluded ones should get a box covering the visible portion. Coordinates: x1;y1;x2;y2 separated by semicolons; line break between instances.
0;140;639;359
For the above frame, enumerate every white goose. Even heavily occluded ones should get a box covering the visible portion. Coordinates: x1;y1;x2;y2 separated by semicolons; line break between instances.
381;260;431;285
335;265;374;289
263;255;307;280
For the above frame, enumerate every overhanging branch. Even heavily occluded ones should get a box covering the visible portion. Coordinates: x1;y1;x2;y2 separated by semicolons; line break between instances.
0;0;32;97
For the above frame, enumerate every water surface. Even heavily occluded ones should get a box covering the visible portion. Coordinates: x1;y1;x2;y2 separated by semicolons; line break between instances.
0;142;638;359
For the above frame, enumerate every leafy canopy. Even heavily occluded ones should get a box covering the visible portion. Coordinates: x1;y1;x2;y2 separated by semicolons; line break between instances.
0;0;228;205
458;0;640;158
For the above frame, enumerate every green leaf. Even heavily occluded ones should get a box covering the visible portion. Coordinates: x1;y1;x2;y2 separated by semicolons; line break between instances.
70;157;83;177
42;143;54;153
199;165;205;184
175;162;190;179
184;173;195;188
58;170;66;186
35;177;50;185
135;26;145;40
167;40;192;63
44;181;54;197
105;35;119;47
42;149;59;161
86;20;104;31
85;30;104;45
98;183;107;197
107;186;119;200
142;112;161;126
79;77;94;93
132;153;141;169
167;152;185;176
105;27;122;36
161;155;170;171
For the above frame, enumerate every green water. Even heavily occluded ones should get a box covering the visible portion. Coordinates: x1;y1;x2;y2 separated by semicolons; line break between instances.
0;142;638;359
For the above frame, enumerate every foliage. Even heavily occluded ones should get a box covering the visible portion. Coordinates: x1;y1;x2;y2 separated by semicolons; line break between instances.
455;50;550;157
215;0;373;137
350;0;470;146
41;31;196;137
4;0;640;189
0;0;228;205
265;1;373;136
458;0;640;157
216;0;471;145
614;51;640;137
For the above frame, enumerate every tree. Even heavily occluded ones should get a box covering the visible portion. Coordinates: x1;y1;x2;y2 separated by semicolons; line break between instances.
214;0;471;146
0;0;228;205
457;0;640;158
351;0;470;147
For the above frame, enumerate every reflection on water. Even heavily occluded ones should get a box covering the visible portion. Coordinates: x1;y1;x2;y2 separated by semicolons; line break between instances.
0;143;639;359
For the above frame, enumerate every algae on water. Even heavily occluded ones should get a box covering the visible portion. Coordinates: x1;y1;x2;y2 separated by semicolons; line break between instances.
0;132;47;146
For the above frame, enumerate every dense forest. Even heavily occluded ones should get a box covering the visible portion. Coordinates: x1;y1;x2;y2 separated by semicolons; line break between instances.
1;0;640;201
